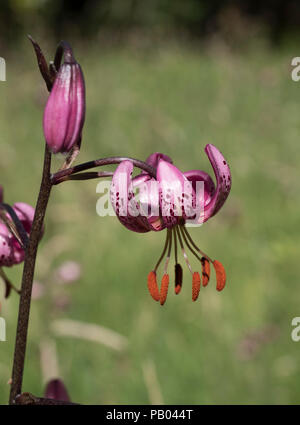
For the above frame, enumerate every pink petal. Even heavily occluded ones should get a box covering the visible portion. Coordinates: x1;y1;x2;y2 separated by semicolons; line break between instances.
11;245;25;265
136;153;173;181
13;202;35;223
145;152;173;168
133;178;165;231
43;62;85;154
183;170;215;206
0;223;14;267
157;160;195;227
12;202;38;264
132;173;151;187
13;202;35;234
110;161;151;233
203;144;231;222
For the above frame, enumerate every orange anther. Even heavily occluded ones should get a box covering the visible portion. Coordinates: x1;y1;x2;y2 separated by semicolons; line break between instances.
147;271;160;301
160;274;169;306
192;272;201;301
201;257;210;287
174;263;183;294
213;260;226;291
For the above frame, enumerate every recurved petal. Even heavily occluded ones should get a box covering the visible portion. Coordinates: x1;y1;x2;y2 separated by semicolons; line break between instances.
157;160;195;227
203;144;231;222
134;178;165;232
13;202;35;233
13;202;35;223
0;223;14;267
183;169;215;206
145;152;173;168
110;161;151;233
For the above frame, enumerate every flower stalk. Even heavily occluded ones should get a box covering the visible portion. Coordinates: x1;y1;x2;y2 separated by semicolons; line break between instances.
9;146;52;404
51;156;156;184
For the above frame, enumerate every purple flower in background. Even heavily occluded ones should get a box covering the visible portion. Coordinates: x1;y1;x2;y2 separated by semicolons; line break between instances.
0;188;37;267
43;43;85;154
110;144;231;304
55;260;81;284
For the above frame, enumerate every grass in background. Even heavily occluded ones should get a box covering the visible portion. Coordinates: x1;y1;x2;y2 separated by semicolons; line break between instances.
0;37;300;404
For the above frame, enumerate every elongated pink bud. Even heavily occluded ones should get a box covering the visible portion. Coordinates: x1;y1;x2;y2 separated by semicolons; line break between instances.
43;44;85;154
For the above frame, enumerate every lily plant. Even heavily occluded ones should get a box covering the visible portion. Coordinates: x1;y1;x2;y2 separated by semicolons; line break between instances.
0;37;231;405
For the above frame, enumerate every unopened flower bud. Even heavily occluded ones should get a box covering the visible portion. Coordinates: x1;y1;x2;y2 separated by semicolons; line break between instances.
44;379;71;402
43;43;85;154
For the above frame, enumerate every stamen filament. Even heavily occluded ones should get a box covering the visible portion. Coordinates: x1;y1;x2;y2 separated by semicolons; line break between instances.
175;226;193;274
154;230;170;272
181;225;213;263
179;225;202;263
173;228;178;264
163;229;172;274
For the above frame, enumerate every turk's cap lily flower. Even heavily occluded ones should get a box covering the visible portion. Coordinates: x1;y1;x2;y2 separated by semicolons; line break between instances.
0;191;37;267
110;143;231;230
110;144;231;304
43;42;85;154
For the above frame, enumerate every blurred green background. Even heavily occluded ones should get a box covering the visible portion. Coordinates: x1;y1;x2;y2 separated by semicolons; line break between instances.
1;0;300;405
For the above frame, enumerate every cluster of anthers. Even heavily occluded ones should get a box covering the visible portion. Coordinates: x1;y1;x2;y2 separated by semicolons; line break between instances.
147;225;226;305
